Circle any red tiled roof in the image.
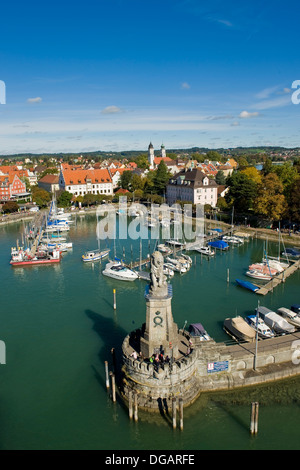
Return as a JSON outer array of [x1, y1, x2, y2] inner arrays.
[[62, 168, 112, 185], [39, 174, 59, 184]]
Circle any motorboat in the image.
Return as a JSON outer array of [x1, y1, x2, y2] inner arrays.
[[262, 258, 289, 272], [45, 223, 70, 233], [102, 261, 138, 281], [157, 244, 172, 255], [222, 236, 243, 245], [179, 253, 193, 264], [245, 269, 272, 281], [245, 315, 274, 339], [164, 260, 187, 273], [223, 316, 256, 343], [195, 246, 215, 256], [282, 248, 300, 258], [188, 323, 211, 341], [165, 239, 185, 248], [10, 247, 61, 266], [41, 242, 73, 252], [166, 256, 188, 271], [163, 264, 174, 277], [174, 255, 191, 269], [256, 306, 296, 334], [82, 249, 110, 262], [277, 307, 300, 328], [291, 304, 300, 314], [248, 263, 278, 276]]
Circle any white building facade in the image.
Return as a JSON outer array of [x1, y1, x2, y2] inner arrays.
[[166, 168, 218, 206]]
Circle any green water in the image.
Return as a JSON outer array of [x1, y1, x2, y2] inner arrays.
[[0, 214, 300, 450]]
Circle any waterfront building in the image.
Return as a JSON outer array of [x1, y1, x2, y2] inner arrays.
[[166, 167, 218, 206], [0, 172, 29, 201], [38, 174, 60, 193], [59, 167, 113, 197]]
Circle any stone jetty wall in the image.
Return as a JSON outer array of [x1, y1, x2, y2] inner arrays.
[[121, 329, 300, 411]]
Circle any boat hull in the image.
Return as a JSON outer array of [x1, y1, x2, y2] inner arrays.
[[10, 258, 60, 266]]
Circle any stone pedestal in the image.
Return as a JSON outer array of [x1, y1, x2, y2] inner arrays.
[[140, 284, 179, 359]]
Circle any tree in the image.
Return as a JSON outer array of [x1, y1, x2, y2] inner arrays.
[[215, 170, 226, 185], [272, 162, 299, 197], [131, 174, 144, 191], [152, 161, 170, 195], [216, 197, 229, 211], [226, 172, 257, 212], [287, 178, 300, 222], [253, 173, 287, 221], [120, 171, 133, 190], [262, 158, 273, 176], [241, 167, 262, 185], [2, 201, 19, 213], [57, 191, 73, 208], [31, 187, 51, 207], [135, 154, 149, 169]]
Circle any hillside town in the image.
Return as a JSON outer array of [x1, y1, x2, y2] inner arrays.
[[0, 143, 300, 230]]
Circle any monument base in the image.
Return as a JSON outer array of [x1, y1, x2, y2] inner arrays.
[[140, 286, 180, 359]]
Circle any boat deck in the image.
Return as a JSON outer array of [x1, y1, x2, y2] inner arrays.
[[256, 259, 300, 295], [223, 330, 300, 359]]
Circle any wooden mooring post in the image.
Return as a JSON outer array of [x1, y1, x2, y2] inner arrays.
[[128, 390, 133, 420], [104, 361, 110, 390], [179, 397, 184, 431], [110, 372, 116, 403], [134, 392, 138, 422], [172, 398, 177, 429], [250, 402, 259, 435]]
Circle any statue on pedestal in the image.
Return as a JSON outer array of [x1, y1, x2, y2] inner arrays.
[[149, 251, 167, 296]]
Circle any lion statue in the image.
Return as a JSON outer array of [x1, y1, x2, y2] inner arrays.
[[150, 251, 167, 294]]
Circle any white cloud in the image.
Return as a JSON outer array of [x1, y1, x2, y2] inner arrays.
[[101, 105, 122, 114], [239, 110, 260, 118], [252, 95, 291, 110], [181, 82, 191, 90], [27, 97, 42, 103]]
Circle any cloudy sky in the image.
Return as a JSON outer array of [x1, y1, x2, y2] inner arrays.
[[0, 0, 299, 154]]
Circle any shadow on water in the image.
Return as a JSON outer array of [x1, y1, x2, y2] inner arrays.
[[85, 308, 129, 400]]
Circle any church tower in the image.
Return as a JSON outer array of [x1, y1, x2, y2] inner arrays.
[[160, 143, 166, 159], [148, 142, 155, 169]]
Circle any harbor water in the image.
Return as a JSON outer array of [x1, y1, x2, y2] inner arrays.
[[0, 214, 300, 450]]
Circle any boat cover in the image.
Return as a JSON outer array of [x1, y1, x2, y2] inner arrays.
[[236, 279, 258, 292], [258, 309, 295, 333], [208, 240, 229, 249], [189, 323, 207, 336], [224, 316, 256, 342]]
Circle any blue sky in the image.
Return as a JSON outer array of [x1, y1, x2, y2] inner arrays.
[[0, 0, 299, 154]]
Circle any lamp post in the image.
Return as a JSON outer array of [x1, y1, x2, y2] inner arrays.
[[253, 301, 260, 370]]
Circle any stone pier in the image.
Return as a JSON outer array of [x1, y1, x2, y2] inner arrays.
[[121, 250, 300, 413]]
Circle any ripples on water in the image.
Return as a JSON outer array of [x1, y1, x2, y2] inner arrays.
[[0, 215, 300, 450]]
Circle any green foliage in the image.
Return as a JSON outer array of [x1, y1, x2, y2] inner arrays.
[[215, 170, 226, 185], [57, 191, 73, 208], [2, 201, 19, 213], [287, 178, 300, 222], [134, 154, 149, 169], [31, 187, 51, 207], [226, 172, 257, 212], [253, 173, 287, 221], [152, 161, 170, 195], [120, 171, 133, 190]]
